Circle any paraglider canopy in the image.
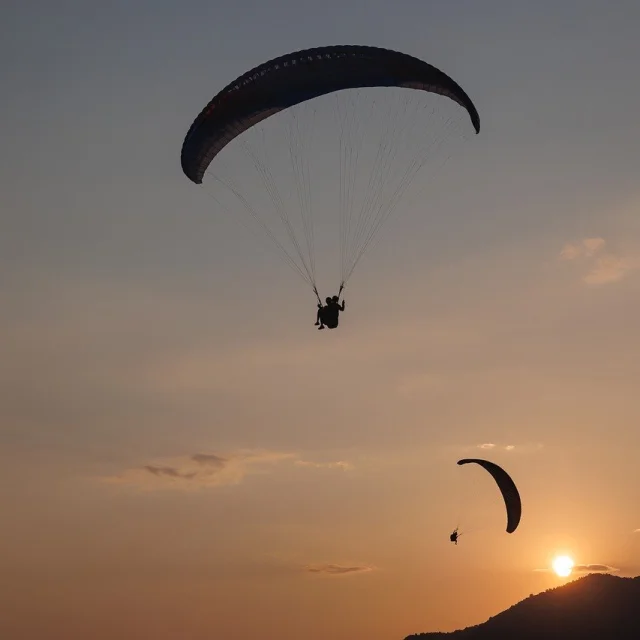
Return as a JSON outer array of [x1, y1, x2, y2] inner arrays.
[[457, 458, 522, 533], [181, 45, 480, 184], [180, 45, 480, 299]]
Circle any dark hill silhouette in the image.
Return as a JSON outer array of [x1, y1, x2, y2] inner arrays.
[[405, 573, 640, 639]]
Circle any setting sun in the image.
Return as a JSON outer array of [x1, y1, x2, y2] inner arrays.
[[552, 555, 575, 577]]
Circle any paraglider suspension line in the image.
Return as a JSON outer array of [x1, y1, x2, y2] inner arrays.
[[313, 282, 345, 305]]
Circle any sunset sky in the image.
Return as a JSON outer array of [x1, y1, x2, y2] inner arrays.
[[2, 1, 640, 639]]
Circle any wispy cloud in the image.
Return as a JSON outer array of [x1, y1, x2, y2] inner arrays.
[[144, 465, 197, 480], [470, 442, 542, 453], [103, 450, 292, 490], [192, 453, 227, 468], [559, 237, 639, 285], [305, 563, 374, 576], [101, 450, 352, 491], [573, 564, 619, 574], [534, 562, 619, 574], [560, 237, 605, 260], [583, 254, 640, 284], [294, 459, 353, 471]]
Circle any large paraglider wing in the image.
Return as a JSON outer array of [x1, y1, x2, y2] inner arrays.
[[181, 45, 480, 185], [457, 458, 522, 533]]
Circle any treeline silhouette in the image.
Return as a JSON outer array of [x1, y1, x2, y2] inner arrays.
[[405, 573, 640, 639]]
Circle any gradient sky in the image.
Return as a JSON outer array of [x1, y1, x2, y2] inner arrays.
[[2, 1, 640, 639]]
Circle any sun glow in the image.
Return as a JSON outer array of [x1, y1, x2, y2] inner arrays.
[[552, 555, 574, 577]]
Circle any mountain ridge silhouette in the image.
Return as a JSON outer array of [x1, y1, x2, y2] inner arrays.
[[404, 573, 640, 639]]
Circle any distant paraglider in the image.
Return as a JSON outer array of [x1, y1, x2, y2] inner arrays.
[[454, 458, 522, 538], [180, 45, 479, 325]]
